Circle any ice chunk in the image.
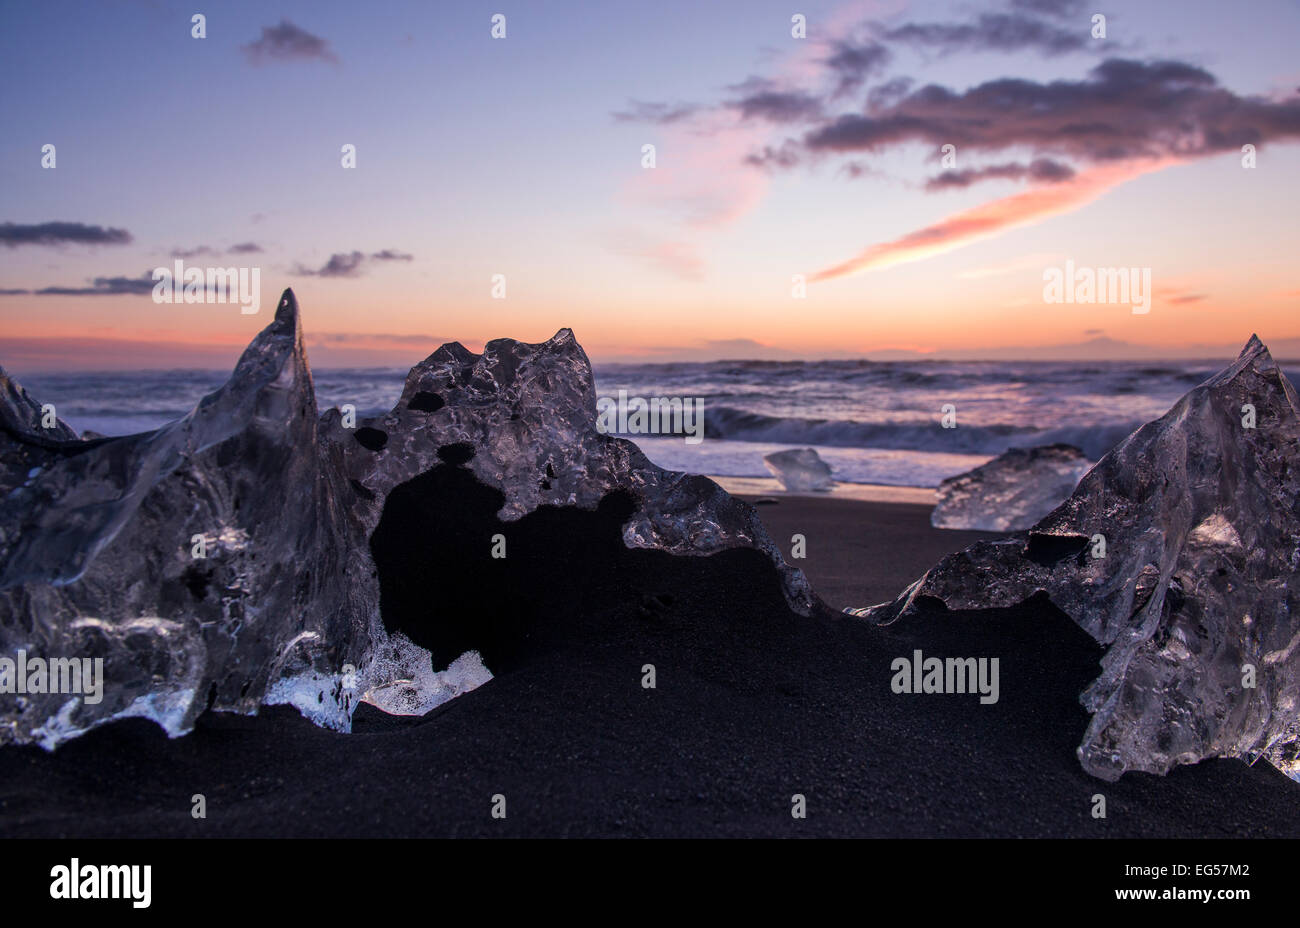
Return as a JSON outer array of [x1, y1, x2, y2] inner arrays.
[[850, 336, 1300, 782], [763, 447, 835, 492], [361, 637, 492, 717], [931, 444, 1091, 532], [0, 288, 814, 749]]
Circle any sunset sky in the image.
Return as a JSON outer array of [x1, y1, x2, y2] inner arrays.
[[1, 0, 1298, 371]]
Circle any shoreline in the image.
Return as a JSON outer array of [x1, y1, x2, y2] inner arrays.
[[711, 475, 936, 505], [2, 491, 1298, 837]]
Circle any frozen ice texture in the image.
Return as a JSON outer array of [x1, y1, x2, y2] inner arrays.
[[356, 640, 492, 717], [850, 337, 1300, 781], [763, 447, 835, 492], [931, 444, 1092, 532], [0, 289, 813, 748]]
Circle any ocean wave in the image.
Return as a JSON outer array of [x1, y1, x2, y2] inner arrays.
[[698, 405, 1141, 459]]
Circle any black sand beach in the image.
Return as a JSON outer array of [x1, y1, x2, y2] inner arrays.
[[2, 494, 1298, 838]]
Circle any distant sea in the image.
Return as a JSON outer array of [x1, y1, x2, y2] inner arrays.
[[21, 358, 1296, 489]]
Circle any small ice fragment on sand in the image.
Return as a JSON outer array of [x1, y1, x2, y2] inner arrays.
[[763, 448, 834, 492], [362, 636, 492, 717]]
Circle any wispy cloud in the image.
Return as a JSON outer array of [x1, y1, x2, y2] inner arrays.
[[878, 13, 1092, 56], [171, 242, 265, 258], [609, 231, 706, 282], [810, 158, 1176, 282], [293, 250, 414, 278], [612, 101, 702, 125], [925, 158, 1075, 191], [0, 222, 131, 248], [611, 0, 1300, 284], [32, 272, 158, 296]]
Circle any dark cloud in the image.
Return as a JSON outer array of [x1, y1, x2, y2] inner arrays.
[[0, 222, 132, 248], [731, 87, 824, 123], [242, 19, 338, 65], [824, 40, 892, 97], [294, 249, 413, 277], [925, 158, 1076, 190], [1009, 0, 1084, 19], [866, 77, 914, 109], [743, 141, 802, 171], [0, 289, 31, 295], [35, 272, 156, 296], [296, 252, 365, 278], [612, 100, 702, 124], [1167, 293, 1207, 304], [799, 59, 1300, 168], [229, 242, 264, 254], [880, 13, 1090, 56]]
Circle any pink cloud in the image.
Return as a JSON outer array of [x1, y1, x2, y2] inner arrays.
[[809, 157, 1179, 282]]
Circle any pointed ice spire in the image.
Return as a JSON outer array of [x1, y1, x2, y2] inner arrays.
[[848, 333, 1300, 781]]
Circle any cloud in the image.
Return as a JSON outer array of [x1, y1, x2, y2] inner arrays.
[[294, 250, 414, 278], [609, 11, 1300, 284], [612, 101, 702, 124], [730, 53, 1300, 280], [242, 20, 338, 65], [823, 39, 892, 97], [610, 232, 705, 282], [0, 222, 132, 248], [34, 272, 158, 296], [172, 242, 265, 258], [1009, 0, 1084, 19], [729, 84, 825, 124], [295, 252, 365, 278], [802, 59, 1300, 164], [879, 13, 1091, 56], [0, 288, 31, 295], [925, 158, 1076, 191], [809, 157, 1176, 282], [1162, 292, 1207, 305]]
